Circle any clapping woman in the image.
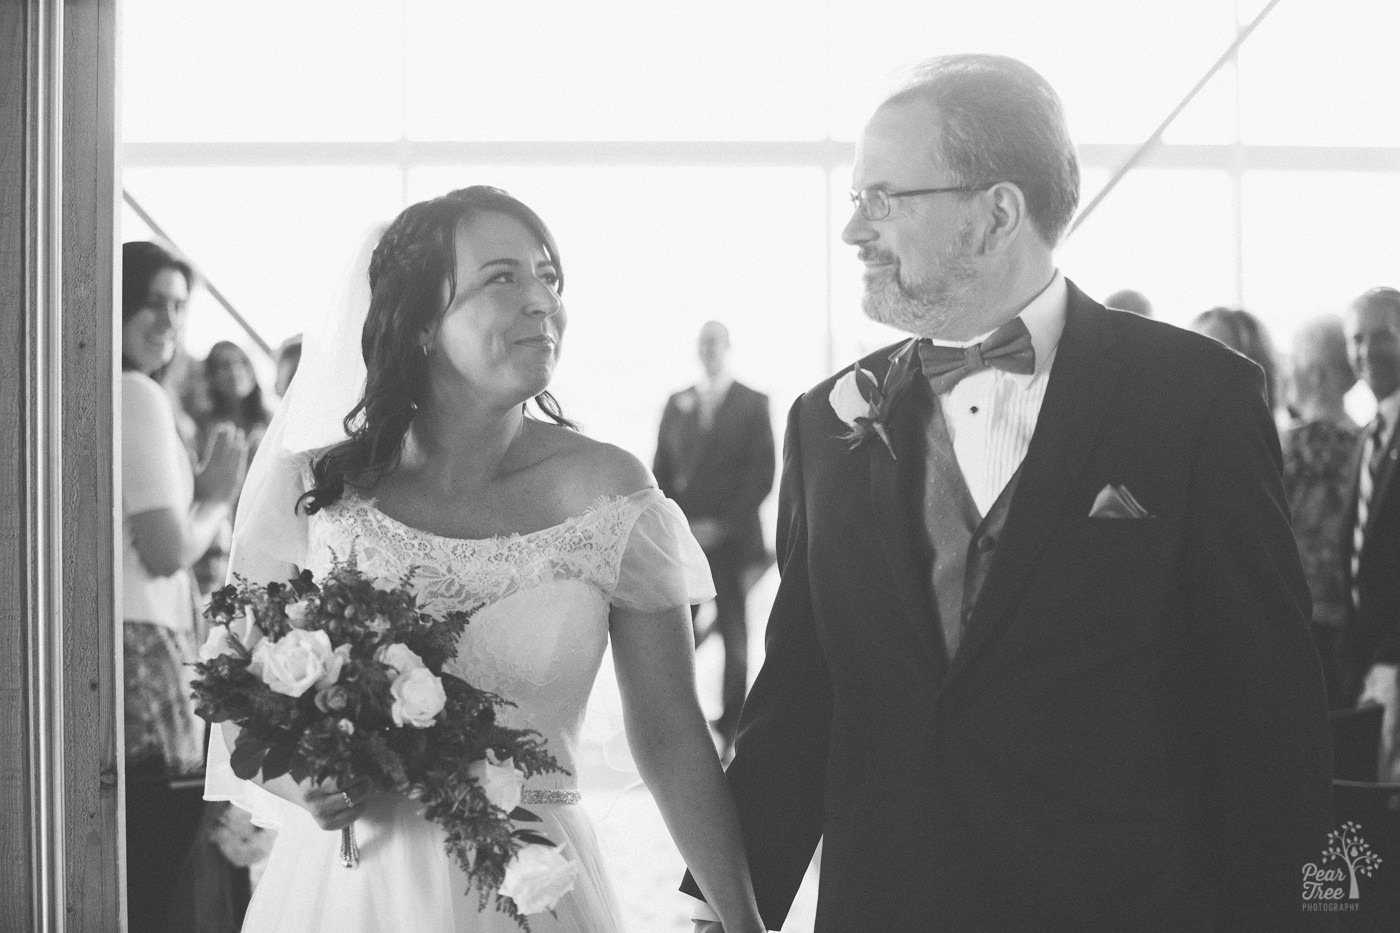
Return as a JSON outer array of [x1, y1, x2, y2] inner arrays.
[[191, 340, 274, 594]]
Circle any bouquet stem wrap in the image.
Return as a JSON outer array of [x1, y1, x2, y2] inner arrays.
[[340, 825, 360, 869]]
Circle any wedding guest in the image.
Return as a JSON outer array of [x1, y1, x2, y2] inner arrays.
[[191, 340, 274, 594], [166, 801, 274, 933], [1191, 306, 1281, 416], [1104, 287, 1152, 317], [121, 241, 246, 932], [686, 54, 1332, 931], [1341, 286, 1400, 785], [199, 341, 273, 451], [654, 321, 776, 756], [1282, 315, 1360, 707]]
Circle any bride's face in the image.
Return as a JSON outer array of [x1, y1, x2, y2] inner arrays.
[[429, 211, 565, 406]]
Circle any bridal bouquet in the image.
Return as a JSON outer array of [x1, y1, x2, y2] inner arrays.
[[192, 555, 577, 927]]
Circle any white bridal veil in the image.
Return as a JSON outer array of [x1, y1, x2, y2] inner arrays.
[[225, 223, 387, 582], [204, 223, 385, 824]]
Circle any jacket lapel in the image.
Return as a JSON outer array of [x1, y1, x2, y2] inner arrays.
[[675, 389, 709, 474], [940, 285, 1122, 689], [1365, 425, 1400, 537], [867, 351, 945, 669]]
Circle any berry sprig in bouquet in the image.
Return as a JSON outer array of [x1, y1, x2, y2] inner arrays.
[[193, 554, 579, 927]]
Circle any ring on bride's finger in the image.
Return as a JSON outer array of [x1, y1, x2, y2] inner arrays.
[[341, 791, 355, 809]]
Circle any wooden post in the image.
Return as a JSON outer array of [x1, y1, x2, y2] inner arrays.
[[1, 0, 121, 930]]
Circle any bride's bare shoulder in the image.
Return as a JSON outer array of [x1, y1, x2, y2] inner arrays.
[[528, 423, 654, 501]]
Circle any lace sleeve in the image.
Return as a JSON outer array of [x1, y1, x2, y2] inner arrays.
[[611, 490, 716, 612]]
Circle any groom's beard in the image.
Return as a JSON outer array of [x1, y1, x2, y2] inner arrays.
[[860, 224, 979, 337]]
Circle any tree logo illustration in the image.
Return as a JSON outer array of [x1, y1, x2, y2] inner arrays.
[[1321, 822, 1383, 900]]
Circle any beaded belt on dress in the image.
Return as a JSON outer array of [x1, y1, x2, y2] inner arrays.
[[521, 789, 581, 806]]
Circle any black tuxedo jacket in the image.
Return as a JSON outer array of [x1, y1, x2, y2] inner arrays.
[[654, 379, 774, 566], [685, 283, 1333, 931], [1340, 413, 1400, 698]]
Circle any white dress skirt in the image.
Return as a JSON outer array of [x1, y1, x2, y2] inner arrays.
[[206, 476, 713, 933]]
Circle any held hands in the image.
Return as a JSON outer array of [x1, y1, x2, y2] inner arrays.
[[194, 421, 248, 505]]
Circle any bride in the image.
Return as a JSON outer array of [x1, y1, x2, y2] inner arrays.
[[205, 186, 765, 933]]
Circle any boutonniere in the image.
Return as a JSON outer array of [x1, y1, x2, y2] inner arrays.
[[828, 339, 920, 459], [675, 392, 697, 414]]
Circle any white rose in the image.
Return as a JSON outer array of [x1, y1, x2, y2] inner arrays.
[[390, 667, 446, 728], [466, 753, 525, 813], [284, 598, 315, 629], [498, 843, 579, 914], [251, 629, 338, 698], [316, 644, 351, 690], [198, 624, 240, 662], [828, 369, 873, 427], [376, 643, 426, 676]]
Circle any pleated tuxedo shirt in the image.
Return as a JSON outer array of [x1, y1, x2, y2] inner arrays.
[[925, 270, 1067, 513]]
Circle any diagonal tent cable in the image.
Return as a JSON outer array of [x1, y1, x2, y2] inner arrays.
[[1066, 0, 1286, 240], [122, 189, 275, 359]]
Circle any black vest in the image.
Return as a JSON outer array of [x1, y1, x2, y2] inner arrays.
[[920, 393, 1023, 660]]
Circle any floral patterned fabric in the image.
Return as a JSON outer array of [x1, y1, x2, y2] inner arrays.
[[1282, 419, 1361, 629], [123, 619, 206, 776]]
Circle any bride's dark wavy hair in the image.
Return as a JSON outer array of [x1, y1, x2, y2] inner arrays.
[[299, 185, 576, 515]]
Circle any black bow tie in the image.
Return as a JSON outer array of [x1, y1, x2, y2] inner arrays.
[[917, 317, 1035, 395]]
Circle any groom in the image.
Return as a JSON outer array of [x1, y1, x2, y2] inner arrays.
[[684, 54, 1334, 930]]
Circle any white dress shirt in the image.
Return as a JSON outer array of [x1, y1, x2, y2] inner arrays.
[[926, 271, 1067, 515]]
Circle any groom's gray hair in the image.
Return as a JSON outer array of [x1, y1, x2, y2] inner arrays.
[[883, 53, 1081, 248]]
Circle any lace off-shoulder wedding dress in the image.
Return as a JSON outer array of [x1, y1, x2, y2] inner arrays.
[[206, 455, 712, 933]]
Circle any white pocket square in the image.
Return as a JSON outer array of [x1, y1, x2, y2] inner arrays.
[[1089, 483, 1154, 519]]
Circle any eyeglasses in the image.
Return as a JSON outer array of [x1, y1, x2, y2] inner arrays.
[[848, 182, 998, 221]]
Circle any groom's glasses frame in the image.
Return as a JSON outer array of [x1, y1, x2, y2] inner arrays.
[[849, 181, 1001, 221]]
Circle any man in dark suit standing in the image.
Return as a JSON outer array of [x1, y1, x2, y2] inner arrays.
[[1342, 286, 1400, 785], [685, 54, 1332, 931], [655, 321, 775, 754]]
